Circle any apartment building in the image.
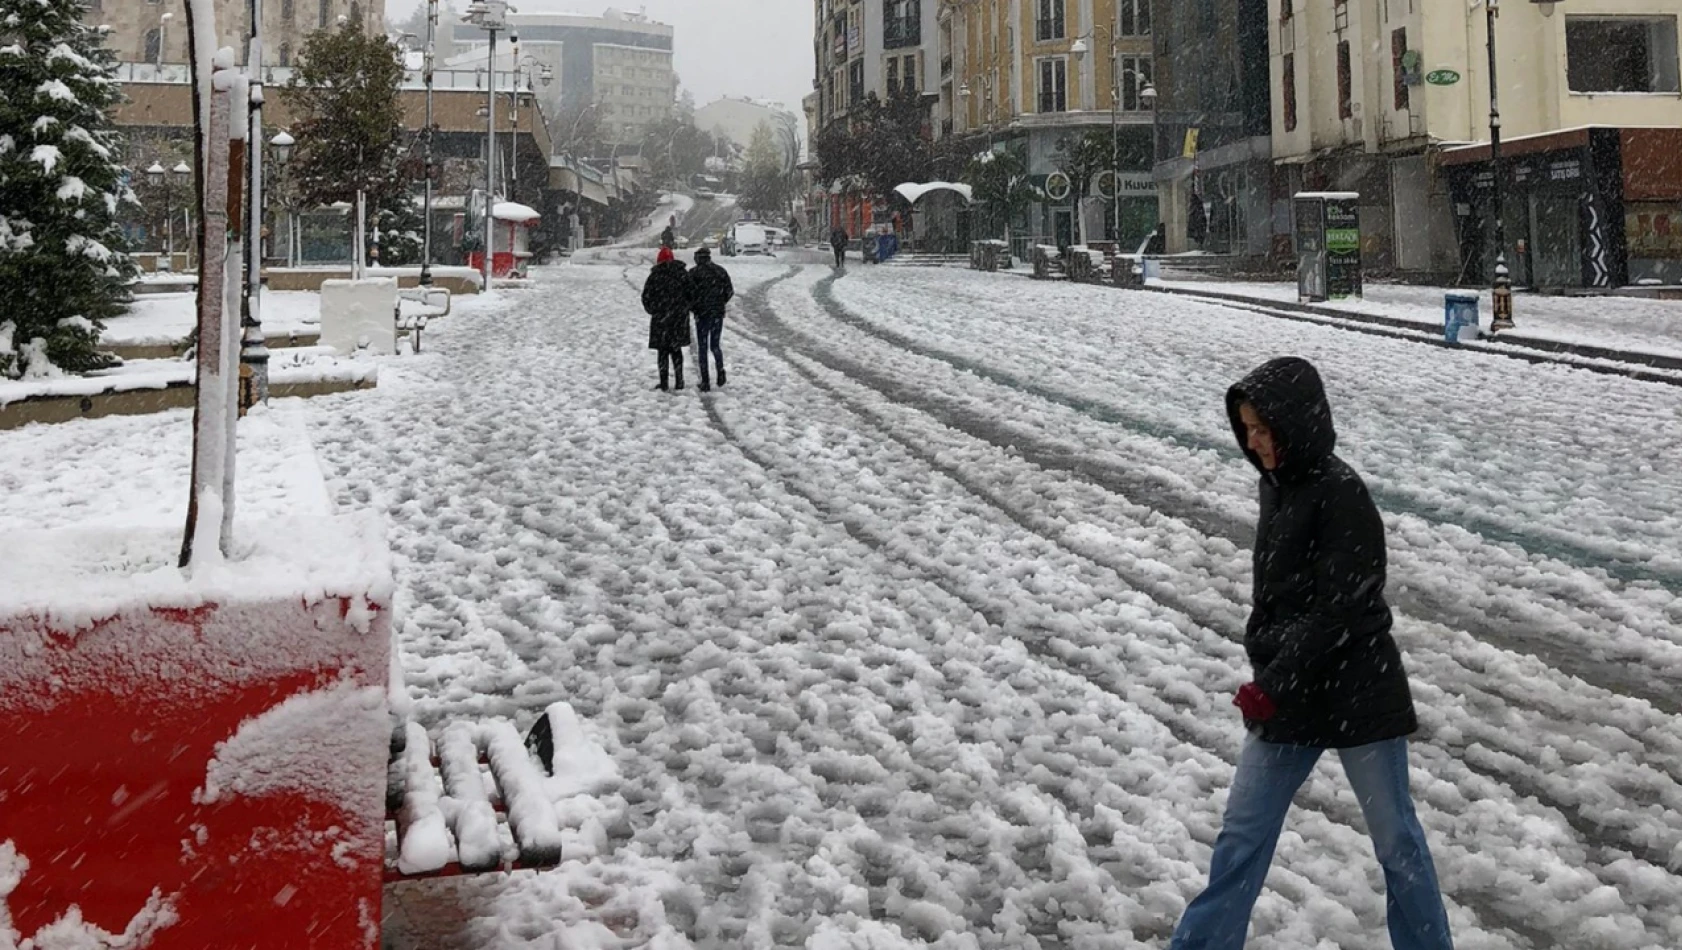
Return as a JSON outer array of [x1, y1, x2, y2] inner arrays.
[[87, 0, 383, 68], [1272, 0, 1682, 286], [444, 8, 676, 147], [814, 0, 940, 129], [940, 0, 1157, 248]]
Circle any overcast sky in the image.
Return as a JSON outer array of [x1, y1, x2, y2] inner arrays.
[[387, 1, 815, 113]]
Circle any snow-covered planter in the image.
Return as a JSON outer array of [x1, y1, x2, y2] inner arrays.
[[0, 514, 395, 949]]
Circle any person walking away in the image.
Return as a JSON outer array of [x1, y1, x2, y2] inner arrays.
[[642, 247, 691, 391], [830, 226, 849, 269], [660, 223, 676, 249], [788, 215, 802, 246], [1169, 356, 1453, 950], [685, 246, 734, 392]]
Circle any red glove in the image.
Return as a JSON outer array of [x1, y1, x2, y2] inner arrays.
[[1233, 682, 1277, 722]]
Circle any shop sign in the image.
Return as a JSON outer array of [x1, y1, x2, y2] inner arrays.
[[1426, 69, 1461, 86], [1627, 204, 1682, 260], [1325, 199, 1364, 300], [1548, 158, 1582, 182], [1096, 171, 1157, 198]]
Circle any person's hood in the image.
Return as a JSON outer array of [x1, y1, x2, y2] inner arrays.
[[1226, 357, 1337, 481]]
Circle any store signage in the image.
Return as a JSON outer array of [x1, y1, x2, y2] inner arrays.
[[1096, 172, 1157, 198], [1325, 198, 1364, 300], [1426, 69, 1461, 86]]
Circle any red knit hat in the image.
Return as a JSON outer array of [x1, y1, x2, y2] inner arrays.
[[657, 247, 675, 264]]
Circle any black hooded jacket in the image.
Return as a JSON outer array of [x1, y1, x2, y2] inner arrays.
[[1227, 357, 1417, 748], [685, 257, 734, 320], [642, 260, 692, 350]]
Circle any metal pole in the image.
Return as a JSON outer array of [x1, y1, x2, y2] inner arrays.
[[421, 0, 437, 285], [483, 27, 497, 292], [242, 0, 268, 408], [1487, 0, 1513, 331], [1111, 53, 1120, 246]]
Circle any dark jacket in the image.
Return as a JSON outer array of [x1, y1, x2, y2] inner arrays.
[[685, 260, 734, 320], [830, 228, 849, 250], [660, 226, 676, 248], [1226, 357, 1417, 748], [642, 260, 692, 350]]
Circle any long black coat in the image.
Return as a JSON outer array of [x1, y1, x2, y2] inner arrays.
[[1226, 357, 1417, 748], [642, 260, 692, 350], [685, 260, 734, 320]]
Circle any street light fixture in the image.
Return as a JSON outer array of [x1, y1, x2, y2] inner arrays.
[[146, 160, 192, 270], [1480, 0, 1515, 331], [462, 0, 510, 292], [269, 131, 295, 267]]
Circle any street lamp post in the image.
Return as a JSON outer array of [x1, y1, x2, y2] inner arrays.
[[1484, 0, 1514, 331], [147, 160, 192, 271], [269, 131, 294, 267], [421, 0, 439, 286], [463, 0, 509, 292]]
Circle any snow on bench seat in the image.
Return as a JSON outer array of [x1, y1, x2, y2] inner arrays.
[[384, 702, 618, 883]]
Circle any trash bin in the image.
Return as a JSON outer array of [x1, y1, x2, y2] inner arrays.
[[1444, 293, 1480, 344]]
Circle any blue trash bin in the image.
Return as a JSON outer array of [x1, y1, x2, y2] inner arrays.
[[1444, 293, 1480, 344]]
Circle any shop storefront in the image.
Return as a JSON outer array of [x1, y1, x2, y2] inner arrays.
[[1441, 127, 1682, 289]]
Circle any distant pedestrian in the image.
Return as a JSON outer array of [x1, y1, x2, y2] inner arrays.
[[830, 226, 849, 269], [1168, 357, 1453, 950], [642, 247, 691, 391], [685, 246, 734, 392], [788, 215, 802, 246], [660, 224, 676, 249]]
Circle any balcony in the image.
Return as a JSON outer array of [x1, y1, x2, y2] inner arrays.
[[884, 16, 921, 50]]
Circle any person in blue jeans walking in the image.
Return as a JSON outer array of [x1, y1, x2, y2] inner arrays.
[[1170, 357, 1455, 950], [684, 247, 734, 392]]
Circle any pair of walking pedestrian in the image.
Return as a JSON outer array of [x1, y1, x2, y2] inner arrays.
[[1169, 356, 1456, 950], [641, 246, 734, 393]]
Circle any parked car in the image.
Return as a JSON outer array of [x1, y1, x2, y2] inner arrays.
[[761, 226, 793, 248], [729, 223, 770, 256], [695, 188, 716, 201]]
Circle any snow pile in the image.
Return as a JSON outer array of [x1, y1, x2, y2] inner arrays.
[[200, 681, 390, 811]]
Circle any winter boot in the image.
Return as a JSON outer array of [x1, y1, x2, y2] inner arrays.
[[674, 362, 685, 391], [717, 366, 726, 387]]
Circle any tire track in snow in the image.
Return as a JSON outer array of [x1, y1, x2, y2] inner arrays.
[[721, 269, 1682, 943], [813, 272, 1682, 591], [768, 269, 1682, 718], [690, 271, 1599, 949]]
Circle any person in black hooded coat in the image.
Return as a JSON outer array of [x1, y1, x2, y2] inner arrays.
[[642, 248, 691, 390], [1168, 357, 1453, 950]]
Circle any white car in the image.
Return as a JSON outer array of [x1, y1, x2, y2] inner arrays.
[[730, 223, 771, 256]]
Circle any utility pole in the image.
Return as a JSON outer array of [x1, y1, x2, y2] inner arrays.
[[421, 0, 438, 286], [1486, 0, 1514, 332], [463, 0, 509, 292], [241, 0, 268, 409]]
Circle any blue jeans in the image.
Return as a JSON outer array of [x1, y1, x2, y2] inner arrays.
[[694, 315, 724, 386], [1170, 737, 1453, 950]]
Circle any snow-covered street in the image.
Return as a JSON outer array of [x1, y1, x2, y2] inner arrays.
[[257, 252, 1682, 949]]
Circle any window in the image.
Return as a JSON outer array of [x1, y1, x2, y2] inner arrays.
[[1117, 56, 1153, 111], [1038, 57, 1067, 112], [1283, 52, 1297, 132], [281, 0, 293, 18], [887, 57, 900, 95], [1392, 29, 1410, 110], [1566, 17, 1680, 93], [318, 0, 330, 28], [884, 0, 921, 50], [278, 42, 291, 66], [144, 28, 161, 63], [1119, 0, 1150, 36], [1337, 40, 1352, 118], [903, 54, 917, 95], [1280, 0, 1292, 22], [349, 0, 359, 22], [849, 59, 865, 107], [1036, 0, 1066, 42]]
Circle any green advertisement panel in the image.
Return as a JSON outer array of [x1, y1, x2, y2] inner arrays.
[[1324, 198, 1363, 300]]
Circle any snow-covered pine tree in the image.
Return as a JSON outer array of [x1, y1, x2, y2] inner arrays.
[[0, 0, 137, 378]]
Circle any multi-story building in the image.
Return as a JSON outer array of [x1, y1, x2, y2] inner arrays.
[[695, 98, 804, 168], [1149, 0, 1274, 259], [87, 0, 383, 69], [443, 8, 675, 148], [813, 0, 940, 235], [1270, 0, 1682, 286], [940, 0, 1157, 250]]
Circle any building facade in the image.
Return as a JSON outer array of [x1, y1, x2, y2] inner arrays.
[[939, 0, 1158, 251], [1270, 0, 1682, 286], [1149, 0, 1274, 259], [443, 8, 675, 148], [87, 0, 384, 68]]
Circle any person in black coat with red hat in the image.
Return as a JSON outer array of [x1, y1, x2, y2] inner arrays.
[[642, 247, 691, 391], [1168, 357, 1453, 950]]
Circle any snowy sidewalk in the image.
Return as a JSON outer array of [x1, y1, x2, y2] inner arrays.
[[1152, 277, 1682, 363]]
